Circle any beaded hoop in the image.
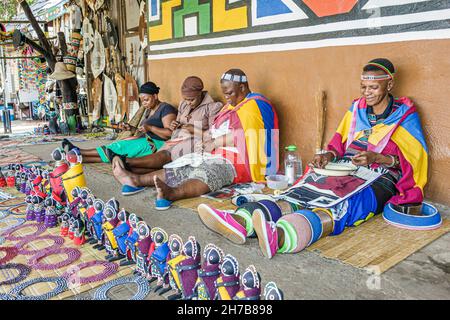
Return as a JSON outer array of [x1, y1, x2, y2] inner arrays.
[[93, 275, 151, 300], [16, 235, 65, 255], [0, 210, 10, 220], [28, 247, 82, 270], [62, 260, 119, 285], [0, 218, 26, 234], [0, 246, 18, 264], [3, 222, 46, 242], [9, 277, 68, 300], [0, 293, 15, 300], [0, 263, 32, 286]]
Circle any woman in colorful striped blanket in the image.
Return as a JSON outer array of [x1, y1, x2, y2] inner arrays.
[[198, 58, 430, 259]]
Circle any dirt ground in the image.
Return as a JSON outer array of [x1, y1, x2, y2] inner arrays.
[[13, 137, 450, 300]]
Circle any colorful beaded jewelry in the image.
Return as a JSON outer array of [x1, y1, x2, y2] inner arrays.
[[16, 235, 65, 255], [0, 246, 18, 264], [0, 263, 32, 286], [3, 222, 46, 242], [93, 275, 151, 300], [28, 247, 81, 270], [62, 260, 119, 285], [9, 276, 68, 300], [0, 218, 26, 234]]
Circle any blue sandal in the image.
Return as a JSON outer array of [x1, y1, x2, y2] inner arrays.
[[155, 198, 172, 211]]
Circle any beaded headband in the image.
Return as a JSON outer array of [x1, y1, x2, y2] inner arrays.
[[221, 73, 248, 83], [150, 227, 168, 243], [362, 62, 395, 80]]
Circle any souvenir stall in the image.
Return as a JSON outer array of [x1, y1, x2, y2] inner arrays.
[[80, 0, 147, 129]]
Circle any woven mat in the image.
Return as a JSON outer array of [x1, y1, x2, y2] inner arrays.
[[175, 193, 450, 274], [0, 190, 133, 300], [307, 215, 450, 273], [0, 149, 42, 167]]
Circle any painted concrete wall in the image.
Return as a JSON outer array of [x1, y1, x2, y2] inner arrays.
[[148, 40, 450, 205]]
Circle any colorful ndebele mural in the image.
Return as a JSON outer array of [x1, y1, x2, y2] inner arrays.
[[147, 0, 450, 59]]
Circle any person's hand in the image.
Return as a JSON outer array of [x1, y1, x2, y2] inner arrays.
[[137, 126, 146, 133], [310, 152, 334, 169], [169, 120, 181, 131], [351, 151, 379, 166], [181, 124, 195, 135]]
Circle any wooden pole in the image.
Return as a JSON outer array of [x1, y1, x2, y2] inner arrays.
[[315, 90, 327, 154]]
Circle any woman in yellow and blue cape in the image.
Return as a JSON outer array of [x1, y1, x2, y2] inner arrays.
[[251, 58, 430, 258]]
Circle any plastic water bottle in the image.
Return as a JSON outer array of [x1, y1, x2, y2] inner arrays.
[[284, 145, 302, 185]]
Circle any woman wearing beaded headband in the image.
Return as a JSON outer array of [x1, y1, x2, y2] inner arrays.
[[250, 58, 429, 258]]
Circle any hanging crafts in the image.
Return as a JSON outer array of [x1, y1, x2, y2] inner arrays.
[[82, 18, 94, 54], [91, 77, 103, 123], [114, 73, 126, 122], [124, 73, 139, 121], [91, 30, 106, 79], [103, 75, 118, 122]]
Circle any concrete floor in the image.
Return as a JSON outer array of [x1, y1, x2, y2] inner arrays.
[[18, 140, 450, 300]]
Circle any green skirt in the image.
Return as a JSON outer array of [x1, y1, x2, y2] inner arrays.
[[96, 137, 165, 163]]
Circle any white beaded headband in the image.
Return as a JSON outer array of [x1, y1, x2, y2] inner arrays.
[[221, 73, 248, 83]]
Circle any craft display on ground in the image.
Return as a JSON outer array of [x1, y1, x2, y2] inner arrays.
[[0, 148, 282, 300]]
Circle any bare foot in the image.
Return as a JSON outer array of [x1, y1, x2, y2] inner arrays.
[[154, 176, 176, 201], [112, 158, 138, 187]]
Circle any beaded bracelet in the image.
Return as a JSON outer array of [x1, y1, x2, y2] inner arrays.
[[62, 260, 119, 285], [0, 218, 26, 234], [0, 293, 15, 300], [93, 275, 151, 300], [9, 276, 68, 300], [28, 247, 82, 270], [0, 263, 32, 286], [3, 222, 46, 242], [16, 235, 65, 255]]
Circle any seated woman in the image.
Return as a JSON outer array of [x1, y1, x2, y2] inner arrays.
[[120, 76, 224, 174], [62, 82, 177, 165], [197, 58, 429, 258], [111, 69, 279, 209]]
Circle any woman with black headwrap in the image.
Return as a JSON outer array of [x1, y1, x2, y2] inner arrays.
[[62, 82, 177, 166]]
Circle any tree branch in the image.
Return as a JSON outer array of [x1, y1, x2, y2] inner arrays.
[[18, 0, 56, 69], [57, 32, 67, 56]]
